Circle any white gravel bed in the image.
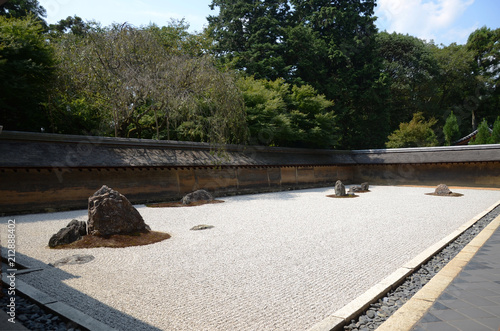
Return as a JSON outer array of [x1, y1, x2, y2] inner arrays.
[[1, 186, 499, 331]]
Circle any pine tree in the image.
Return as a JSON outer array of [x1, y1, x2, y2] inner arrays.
[[469, 119, 490, 145], [443, 111, 460, 145], [489, 117, 500, 144]]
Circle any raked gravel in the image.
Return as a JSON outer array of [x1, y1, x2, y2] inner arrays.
[[1, 185, 499, 331]]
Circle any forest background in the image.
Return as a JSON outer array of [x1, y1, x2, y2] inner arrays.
[[1, 0, 499, 149]]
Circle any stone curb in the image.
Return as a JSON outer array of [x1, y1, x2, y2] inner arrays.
[[376, 212, 500, 331], [1, 272, 117, 331], [307, 199, 500, 331]]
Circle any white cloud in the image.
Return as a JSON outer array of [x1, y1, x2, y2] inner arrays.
[[375, 0, 475, 44]]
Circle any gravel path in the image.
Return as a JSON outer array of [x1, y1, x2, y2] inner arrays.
[[346, 204, 500, 330], [1, 186, 499, 331]]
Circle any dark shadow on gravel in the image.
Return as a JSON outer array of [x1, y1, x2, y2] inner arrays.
[[0, 249, 163, 331]]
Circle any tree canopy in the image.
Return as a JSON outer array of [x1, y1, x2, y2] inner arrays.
[[48, 22, 247, 145], [0, 14, 54, 131], [1, 1, 499, 149], [386, 112, 438, 148], [0, 0, 47, 28], [239, 76, 337, 148]]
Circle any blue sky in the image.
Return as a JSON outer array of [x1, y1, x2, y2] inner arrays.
[[38, 0, 500, 46]]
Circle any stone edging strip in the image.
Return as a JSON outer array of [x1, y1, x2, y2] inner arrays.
[[307, 199, 500, 331], [376, 210, 500, 331], [1, 273, 117, 331]]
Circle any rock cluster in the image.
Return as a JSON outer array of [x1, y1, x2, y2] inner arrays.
[[348, 182, 370, 193], [49, 185, 149, 247], [87, 185, 148, 236], [182, 189, 214, 205]]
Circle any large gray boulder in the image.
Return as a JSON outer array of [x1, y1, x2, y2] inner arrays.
[[49, 219, 87, 248], [87, 185, 147, 236], [181, 189, 214, 205], [334, 180, 346, 196]]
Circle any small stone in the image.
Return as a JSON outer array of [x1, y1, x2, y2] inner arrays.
[[18, 314, 28, 322], [190, 224, 214, 231], [366, 310, 376, 319], [359, 315, 368, 324]]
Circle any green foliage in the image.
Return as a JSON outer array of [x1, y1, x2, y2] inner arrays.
[[490, 117, 500, 144], [0, 14, 54, 131], [443, 111, 460, 145], [295, 0, 389, 149], [377, 32, 440, 129], [208, 0, 290, 80], [0, 0, 47, 29], [466, 27, 500, 128], [48, 15, 90, 36], [209, 0, 389, 149], [49, 23, 247, 144], [2, 2, 498, 151], [386, 112, 438, 148], [148, 19, 212, 57], [432, 43, 476, 138], [469, 119, 491, 145], [238, 76, 337, 148], [467, 27, 500, 78]]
